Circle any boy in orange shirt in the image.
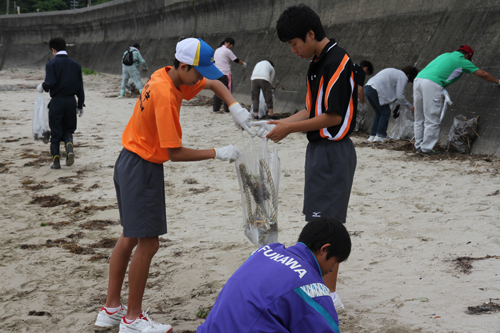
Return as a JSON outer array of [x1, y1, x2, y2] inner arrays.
[[94, 38, 254, 333]]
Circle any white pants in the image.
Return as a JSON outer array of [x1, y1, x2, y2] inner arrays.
[[413, 78, 444, 152]]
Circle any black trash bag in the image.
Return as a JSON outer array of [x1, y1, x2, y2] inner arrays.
[[446, 115, 479, 154]]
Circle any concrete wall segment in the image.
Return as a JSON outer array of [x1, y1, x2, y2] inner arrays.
[[0, 0, 499, 155]]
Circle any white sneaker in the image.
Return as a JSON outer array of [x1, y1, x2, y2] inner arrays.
[[331, 292, 345, 314], [373, 136, 386, 142], [95, 304, 127, 327], [119, 309, 172, 333], [367, 135, 376, 142]]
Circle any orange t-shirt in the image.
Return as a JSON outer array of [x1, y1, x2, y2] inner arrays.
[[122, 66, 207, 164]]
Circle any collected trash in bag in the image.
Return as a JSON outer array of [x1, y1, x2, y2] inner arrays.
[[250, 89, 275, 119], [32, 92, 50, 143], [388, 104, 414, 140], [446, 115, 479, 154], [354, 102, 369, 132], [235, 133, 280, 247], [125, 79, 140, 96]]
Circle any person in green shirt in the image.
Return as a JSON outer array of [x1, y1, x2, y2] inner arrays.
[[413, 45, 500, 154]]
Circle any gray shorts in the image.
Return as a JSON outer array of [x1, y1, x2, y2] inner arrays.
[[303, 138, 356, 223], [114, 148, 167, 238]]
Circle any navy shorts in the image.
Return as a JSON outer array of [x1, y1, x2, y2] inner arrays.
[[114, 148, 167, 238], [303, 138, 357, 223]]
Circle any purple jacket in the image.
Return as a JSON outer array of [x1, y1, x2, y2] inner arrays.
[[197, 242, 340, 333]]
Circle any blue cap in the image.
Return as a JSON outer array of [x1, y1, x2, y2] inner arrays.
[[175, 38, 223, 80]]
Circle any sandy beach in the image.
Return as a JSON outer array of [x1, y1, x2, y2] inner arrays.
[[0, 68, 499, 333]]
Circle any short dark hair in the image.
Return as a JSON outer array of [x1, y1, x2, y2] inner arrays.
[[132, 43, 140, 49], [360, 60, 374, 75], [49, 37, 66, 52], [220, 37, 235, 47], [401, 65, 419, 83], [173, 58, 193, 71], [276, 4, 326, 43], [298, 217, 351, 263]]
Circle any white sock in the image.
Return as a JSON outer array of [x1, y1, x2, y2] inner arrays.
[[330, 291, 338, 300], [105, 305, 122, 313]]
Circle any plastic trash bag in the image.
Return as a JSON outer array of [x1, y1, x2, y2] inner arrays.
[[354, 102, 369, 132], [250, 89, 275, 119], [32, 92, 50, 143], [235, 133, 280, 247], [388, 104, 414, 140], [446, 115, 479, 154]]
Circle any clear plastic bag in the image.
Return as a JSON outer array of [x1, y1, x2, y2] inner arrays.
[[235, 133, 280, 247], [388, 104, 414, 140], [32, 92, 50, 143], [446, 115, 479, 154], [354, 102, 369, 132], [250, 89, 275, 119]]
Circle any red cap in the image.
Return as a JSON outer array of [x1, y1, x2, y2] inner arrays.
[[458, 45, 474, 59]]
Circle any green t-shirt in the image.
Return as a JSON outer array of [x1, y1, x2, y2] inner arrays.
[[416, 51, 478, 87]]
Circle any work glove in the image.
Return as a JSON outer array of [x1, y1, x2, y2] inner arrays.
[[142, 68, 148, 72], [37, 83, 44, 93], [214, 145, 240, 163], [242, 62, 247, 69], [77, 108, 84, 117], [252, 120, 276, 138], [229, 102, 255, 136]]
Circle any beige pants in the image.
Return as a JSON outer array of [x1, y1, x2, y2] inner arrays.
[[413, 78, 444, 152]]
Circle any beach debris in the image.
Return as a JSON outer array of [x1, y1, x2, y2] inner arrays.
[[453, 255, 500, 274], [467, 298, 500, 315], [446, 115, 479, 154], [487, 190, 499, 196], [183, 178, 198, 184], [28, 310, 52, 317], [79, 219, 118, 230], [30, 194, 76, 207], [189, 186, 210, 194]]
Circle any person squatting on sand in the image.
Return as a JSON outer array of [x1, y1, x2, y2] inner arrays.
[[94, 37, 255, 333], [197, 217, 351, 333], [37, 37, 85, 170], [252, 4, 357, 313]]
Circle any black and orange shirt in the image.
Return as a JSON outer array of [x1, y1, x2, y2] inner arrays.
[[305, 39, 357, 142], [122, 66, 206, 164]]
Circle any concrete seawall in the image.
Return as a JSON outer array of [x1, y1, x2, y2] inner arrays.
[[1, 0, 499, 155]]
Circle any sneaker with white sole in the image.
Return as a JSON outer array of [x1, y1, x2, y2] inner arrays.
[[331, 292, 345, 314], [95, 304, 127, 327], [119, 309, 172, 333], [367, 135, 376, 142], [373, 136, 386, 142]]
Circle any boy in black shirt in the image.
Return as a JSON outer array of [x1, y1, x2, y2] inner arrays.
[[254, 4, 357, 313]]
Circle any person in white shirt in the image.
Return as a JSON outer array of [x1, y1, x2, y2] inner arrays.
[[213, 37, 246, 112], [364, 66, 418, 142], [251, 60, 276, 119]]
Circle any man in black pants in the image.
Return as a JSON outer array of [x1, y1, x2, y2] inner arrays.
[[37, 37, 85, 169]]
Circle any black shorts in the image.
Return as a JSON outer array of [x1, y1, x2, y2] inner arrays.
[[303, 138, 356, 223], [114, 148, 167, 238]]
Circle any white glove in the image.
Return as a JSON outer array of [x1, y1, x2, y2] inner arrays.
[[214, 145, 240, 163], [77, 108, 84, 117], [252, 120, 276, 138], [37, 83, 44, 93], [242, 62, 247, 69], [229, 103, 255, 136]]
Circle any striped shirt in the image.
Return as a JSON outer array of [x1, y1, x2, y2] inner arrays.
[[305, 39, 357, 142]]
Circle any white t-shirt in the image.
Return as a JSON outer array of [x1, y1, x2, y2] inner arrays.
[[251, 60, 275, 83], [214, 45, 238, 75]]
